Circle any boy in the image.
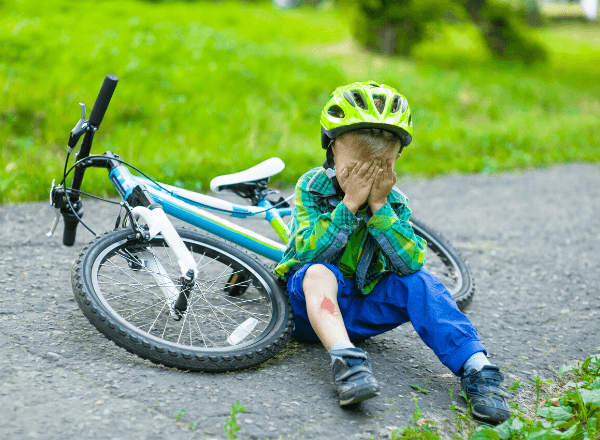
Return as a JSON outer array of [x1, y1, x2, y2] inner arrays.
[[272, 81, 510, 423]]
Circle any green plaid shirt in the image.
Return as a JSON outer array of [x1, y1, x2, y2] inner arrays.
[[272, 166, 427, 295]]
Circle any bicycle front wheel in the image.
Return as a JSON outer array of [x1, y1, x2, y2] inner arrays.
[[411, 218, 475, 310], [72, 227, 294, 372]]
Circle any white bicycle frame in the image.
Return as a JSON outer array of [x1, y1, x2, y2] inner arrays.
[[130, 206, 197, 318]]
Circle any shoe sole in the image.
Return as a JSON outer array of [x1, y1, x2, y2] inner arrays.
[[471, 407, 511, 424], [339, 385, 380, 406]]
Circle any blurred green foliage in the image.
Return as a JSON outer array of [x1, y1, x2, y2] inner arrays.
[[348, 0, 547, 63], [1, 0, 599, 203], [346, 0, 460, 56], [458, 0, 547, 63], [502, 0, 545, 26]]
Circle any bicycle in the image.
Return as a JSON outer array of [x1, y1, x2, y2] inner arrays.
[[47, 74, 475, 373]]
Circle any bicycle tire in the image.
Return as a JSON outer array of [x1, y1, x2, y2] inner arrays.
[[411, 217, 475, 310], [71, 227, 294, 372]]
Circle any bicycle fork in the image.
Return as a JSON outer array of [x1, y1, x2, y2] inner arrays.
[[110, 164, 199, 321], [130, 205, 197, 321]]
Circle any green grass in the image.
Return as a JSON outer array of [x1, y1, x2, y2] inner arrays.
[[372, 353, 600, 440], [471, 354, 600, 440], [223, 400, 245, 439], [1, 0, 599, 203]]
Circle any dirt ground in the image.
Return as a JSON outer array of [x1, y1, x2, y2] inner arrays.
[[1, 163, 599, 439]]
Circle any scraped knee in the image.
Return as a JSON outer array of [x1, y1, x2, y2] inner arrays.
[[302, 263, 339, 298]]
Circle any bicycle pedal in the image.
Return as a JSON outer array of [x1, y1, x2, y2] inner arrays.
[[225, 272, 251, 297]]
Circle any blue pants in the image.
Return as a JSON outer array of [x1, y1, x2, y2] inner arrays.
[[286, 262, 486, 376]]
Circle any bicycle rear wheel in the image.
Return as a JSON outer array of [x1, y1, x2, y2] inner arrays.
[[72, 227, 294, 372], [411, 218, 475, 310]]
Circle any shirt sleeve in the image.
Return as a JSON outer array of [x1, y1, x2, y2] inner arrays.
[[292, 178, 359, 264], [366, 199, 426, 275]]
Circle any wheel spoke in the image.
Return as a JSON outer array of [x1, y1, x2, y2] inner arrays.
[[148, 302, 168, 334], [176, 304, 190, 345], [163, 241, 173, 267], [194, 266, 232, 338], [111, 250, 181, 284], [195, 268, 245, 286], [101, 260, 166, 302], [189, 283, 270, 325], [160, 312, 170, 339], [90, 231, 284, 356], [120, 299, 165, 319], [147, 247, 181, 275], [196, 254, 219, 272], [189, 308, 217, 347], [190, 300, 269, 316], [97, 271, 167, 302]]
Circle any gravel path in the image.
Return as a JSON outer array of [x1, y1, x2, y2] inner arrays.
[[1, 163, 599, 439]]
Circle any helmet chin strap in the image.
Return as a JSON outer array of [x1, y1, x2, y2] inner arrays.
[[323, 144, 346, 198]]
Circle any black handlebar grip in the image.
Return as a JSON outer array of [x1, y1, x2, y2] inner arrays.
[[61, 200, 84, 246], [63, 217, 79, 247], [88, 74, 119, 128]]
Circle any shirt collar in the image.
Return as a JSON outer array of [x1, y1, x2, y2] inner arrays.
[[306, 168, 337, 198]]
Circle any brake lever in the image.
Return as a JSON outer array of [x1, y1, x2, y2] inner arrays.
[[68, 103, 89, 153], [47, 179, 61, 237], [47, 208, 61, 238]]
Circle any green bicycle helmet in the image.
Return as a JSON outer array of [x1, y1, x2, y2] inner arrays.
[[320, 81, 413, 196], [320, 80, 413, 151]]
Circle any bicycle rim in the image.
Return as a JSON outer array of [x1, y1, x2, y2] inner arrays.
[[90, 235, 278, 350]]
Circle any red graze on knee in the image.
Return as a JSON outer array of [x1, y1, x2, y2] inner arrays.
[[320, 297, 335, 314]]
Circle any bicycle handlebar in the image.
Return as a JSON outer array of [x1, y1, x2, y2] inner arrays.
[[88, 74, 119, 128], [58, 74, 118, 246]]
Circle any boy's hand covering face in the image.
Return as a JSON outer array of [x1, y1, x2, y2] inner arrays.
[[337, 159, 379, 209], [367, 158, 397, 207]]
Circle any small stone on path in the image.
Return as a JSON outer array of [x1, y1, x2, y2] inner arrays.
[[43, 352, 60, 362]]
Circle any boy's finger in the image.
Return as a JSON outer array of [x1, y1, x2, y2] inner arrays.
[[375, 168, 384, 186], [349, 161, 361, 176], [371, 162, 381, 178], [357, 160, 375, 177]]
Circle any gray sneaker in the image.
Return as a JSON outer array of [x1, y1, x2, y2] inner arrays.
[[330, 347, 380, 406]]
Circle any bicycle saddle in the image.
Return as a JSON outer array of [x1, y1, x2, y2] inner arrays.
[[210, 157, 285, 194]]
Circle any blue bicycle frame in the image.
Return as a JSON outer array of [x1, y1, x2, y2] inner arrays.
[[109, 164, 293, 263]]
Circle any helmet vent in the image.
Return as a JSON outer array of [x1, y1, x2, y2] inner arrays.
[[408, 114, 412, 126], [391, 95, 401, 114], [327, 105, 345, 119], [401, 97, 408, 113], [343, 91, 356, 107], [372, 94, 386, 114], [351, 91, 368, 110]]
